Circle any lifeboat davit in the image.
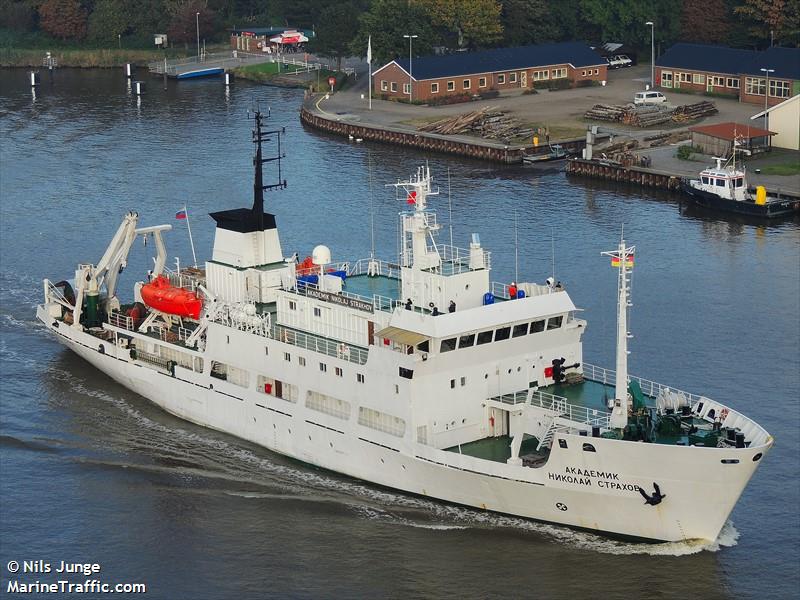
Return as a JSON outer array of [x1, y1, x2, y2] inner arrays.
[[140, 276, 202, 320]]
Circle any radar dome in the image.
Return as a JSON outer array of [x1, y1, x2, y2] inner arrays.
[[312, 245, 331, 265]]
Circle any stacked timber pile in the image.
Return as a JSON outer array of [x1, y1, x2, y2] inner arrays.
[[418, 107, 533, 141], [643, 130, 691, 147], [584, 101, 717, 127]]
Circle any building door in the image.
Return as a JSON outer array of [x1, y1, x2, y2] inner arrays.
[[520, 71, 527, 88], [707, 77, 714, 93]]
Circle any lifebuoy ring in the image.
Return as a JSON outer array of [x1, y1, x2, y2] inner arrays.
[[719, 408, 729, 421], [489, 415, 495, 428]]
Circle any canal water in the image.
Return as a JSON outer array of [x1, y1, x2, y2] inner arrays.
[[1, 68, 798, 599]]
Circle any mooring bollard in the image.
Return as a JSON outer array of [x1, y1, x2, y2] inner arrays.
[[30, 71, 40, 87], [124, 63, 134, 78]]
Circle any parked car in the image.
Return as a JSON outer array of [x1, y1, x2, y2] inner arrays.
[[634, 91, 667, 105], [607, 54, 633, 68]]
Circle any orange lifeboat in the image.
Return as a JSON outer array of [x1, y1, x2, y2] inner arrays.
[[140, 276, 202, 320]]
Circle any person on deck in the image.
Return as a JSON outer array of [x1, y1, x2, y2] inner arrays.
[[405, 298, 413, 310], [508, 281, 518, 299], [448, 300, 456, 313]]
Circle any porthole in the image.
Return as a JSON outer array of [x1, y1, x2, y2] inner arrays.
[[721, 459, 740, 464], [380, 458, 385, 463], [752, 453, 763, 462], [329, 442, 333, 448], [484, 374, 488, 379]]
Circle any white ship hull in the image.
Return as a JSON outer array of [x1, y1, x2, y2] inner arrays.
[[41, 306, 770, 543]]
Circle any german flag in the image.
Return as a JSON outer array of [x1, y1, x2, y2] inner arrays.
[[611, 254, 634, 268]]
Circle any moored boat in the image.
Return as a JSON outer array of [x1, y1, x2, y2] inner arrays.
[[680, 155, 799, 218], [36, 110, 773, 544]]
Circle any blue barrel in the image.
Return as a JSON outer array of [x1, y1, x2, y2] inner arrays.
[[516, 289, 526, 299], [483, 292, 494, 305]]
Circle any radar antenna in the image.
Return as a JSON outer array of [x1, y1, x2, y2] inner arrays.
[[251, 108, 287, 230]]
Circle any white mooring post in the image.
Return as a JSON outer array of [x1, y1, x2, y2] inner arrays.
[[134, 81, 144, 96], [224, 72, 233, 86], [30, 71, 40, 87], [124, 63, 133, 78]]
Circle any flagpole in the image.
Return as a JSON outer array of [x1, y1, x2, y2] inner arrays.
[[367, 35, 372, 110], [184, 205, 198, 267]]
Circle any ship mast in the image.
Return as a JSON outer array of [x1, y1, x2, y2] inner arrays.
[[602, 238, 635, 430], [252, 109, 287, 226]]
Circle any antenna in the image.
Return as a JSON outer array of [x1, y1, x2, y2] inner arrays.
[[447, 167, 454, 248], [368, 149, 376, 259], [514, 204, 519, 283], [251, 108, 287, 230], [551, 227, 556, 282]]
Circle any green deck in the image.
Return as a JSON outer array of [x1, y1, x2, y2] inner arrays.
[[343, 274, 401, 302], [445, 434, 541, 463]]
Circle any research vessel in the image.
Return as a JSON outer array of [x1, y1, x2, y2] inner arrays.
[[37, 111, 772, 543]]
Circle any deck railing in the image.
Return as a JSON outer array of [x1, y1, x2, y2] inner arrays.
[[108, 312, 134, 331], [490, 388, 609, 428], [273, 324, 369, 365], [346, 258, 402, 280], [582, 362, 705, 405]]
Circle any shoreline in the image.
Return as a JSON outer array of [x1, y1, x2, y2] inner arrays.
[[0, 47, 190, 69]]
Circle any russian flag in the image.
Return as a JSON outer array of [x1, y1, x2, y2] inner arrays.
[[175, 209, 187, 220]]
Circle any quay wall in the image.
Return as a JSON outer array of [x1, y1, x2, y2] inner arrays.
[[565, 159, 683, 189]]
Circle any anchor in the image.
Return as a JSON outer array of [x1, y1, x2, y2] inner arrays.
[[638, 482, 666, 506]]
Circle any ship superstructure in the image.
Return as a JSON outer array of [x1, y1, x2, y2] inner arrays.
[[37, 111, 772, 543]]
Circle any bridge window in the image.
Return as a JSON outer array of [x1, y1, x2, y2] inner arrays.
[[512, 323, 528, 337], [582, 443, 596, 452], [476, 330, 493, 345], [494, 326, 511, 341], [547, 316, 563, 330], [459, 333, 475, 348], [558, 439, 568, 449], [417, 340, 429, 353], [701, 176, 710, 185], [399, 367, 414, 379], [440, 338, 457, 353], [530, 320, 545, 333], [716, 179, 726, 187]]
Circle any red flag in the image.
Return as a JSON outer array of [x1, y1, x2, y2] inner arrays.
[[406, 191, 417, 205], [175, 209, 187, 220]]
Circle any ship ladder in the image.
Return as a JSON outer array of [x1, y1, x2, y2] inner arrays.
[[537, 420, 558, 451]]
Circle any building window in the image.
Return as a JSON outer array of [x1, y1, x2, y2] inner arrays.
[[298, 356, 306, 367], [533, 70, 549, 81], [463, 79, 471, 89], [381, 80, 388, 91], [319, 362, 327, 372], [594, 68, 599, 75], [479, 77, 487, 88], [711, 76, 724, 86], [726, 77, 740, 89], [497, 74, 505, 84], [288, 300, 296, 310], [431, 82, 439, 93], [447, 80, 455, 91], [391, 81, 397, 92], [769, 80, 790, 98], [509, 72, 517, 83], [403, 83, 411, 95], [551, 68, 567, 79], [745, 77, 765, 96], [581, 70, 586, 77], [676, 73, 690, 83], [692, 73, 705, 85], [335, 367, 343, 377], [661, 71, 672, 87]]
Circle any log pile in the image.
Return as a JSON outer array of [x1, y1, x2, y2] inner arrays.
[[418, 107, 533, 141], [584, 101, 718, 128]]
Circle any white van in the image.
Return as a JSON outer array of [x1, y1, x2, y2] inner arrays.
[[634, 91, 666, 105]]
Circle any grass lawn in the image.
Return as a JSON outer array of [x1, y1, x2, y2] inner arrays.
[[758, 163, 800, 176]]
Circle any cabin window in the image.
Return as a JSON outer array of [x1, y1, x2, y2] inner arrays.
[[547, 316, 563, 330], [450, 379, 456, 389], [391, 82, 398, 92], [440, 338, 457, 353], [335, 367, 343, 377], [357, 373, 365, 383], [716, 179, 726, 187], [417, 340, 430, 353], [288, 300, 296, 310], [582, 443, 596, 452], [447, 80, 455, 91], [479, 77, 487, 88], [463, 79, 471, 89], [399, 367, 414, 379], [734, 178, 744, 188], [284, 352, 291, 362], [298, 356, 306, 366], [726, 78, 739, 89], [313, 307, 321, 317], [319, 362, 327, 372], [530, 320, 545, 333], [558, 439, 568, 449], [477, 330, 493, 345], [494, 326, 511, 341], [460, 376, 466, 386], [431, 82, 439, 93], [498, 74, 505, 84], [381, 80, 388, 91], [459, 333, 475, 348], [701, 176, 710, 185], [512, 323, 528, 338]]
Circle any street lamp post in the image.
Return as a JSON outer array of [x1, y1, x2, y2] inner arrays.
[[645, 21, 654, 89], [196, 12, 200, 59], [403, 34, 418, 103], [760, 67, 775, 129]]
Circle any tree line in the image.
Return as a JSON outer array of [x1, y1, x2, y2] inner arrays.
[[1, 0, 797, 62]]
